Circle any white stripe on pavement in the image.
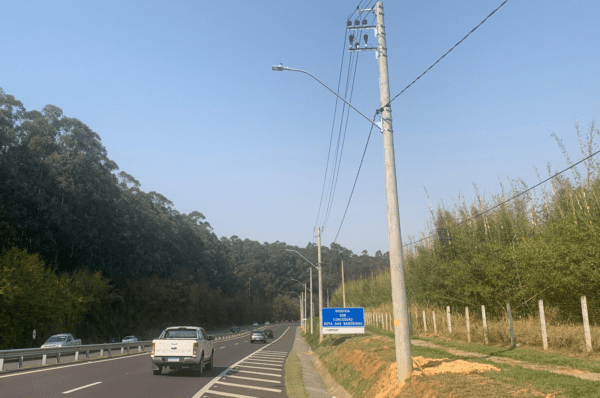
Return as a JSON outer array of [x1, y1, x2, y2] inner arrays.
[[192, 327, 291, 398], [225, 375, 281, 383], [203, 390, 257, 398], [216, 381, 281, 393], [237, 370, 281, 377], [62, 381, 102, 394], [236, 364, 282, 371]]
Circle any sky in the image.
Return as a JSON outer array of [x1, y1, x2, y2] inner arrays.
[[2, 0, 599, 256]]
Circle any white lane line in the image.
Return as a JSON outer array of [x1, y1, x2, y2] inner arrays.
[[192, 327, 291, 398], [225, 375, 281, 383], [0, 352, 149, 379], [216, 381, 281, 393], [62, 381, 102, 394], [234, 343, 239, 345], [236, 370, 281, 377], [236, 364, 281, 371], [203, 391, 256, 398], [242, 361, 282, 367], [219, 347, 226, 349], [247, 358, 283, 363]]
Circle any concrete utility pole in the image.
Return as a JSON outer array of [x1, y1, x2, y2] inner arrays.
[[341, 259, 346, 307], [317, 227, 324, 343], [348, 1, 412, 381], [310, 267, 313, 334], [374, 1, 412, 381]]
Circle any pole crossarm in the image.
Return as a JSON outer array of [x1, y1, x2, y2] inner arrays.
[[272, 65, 381, 131], [286, 249, 318, 269]]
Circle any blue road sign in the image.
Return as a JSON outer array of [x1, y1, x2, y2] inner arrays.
[[322, 307, 365, 334]]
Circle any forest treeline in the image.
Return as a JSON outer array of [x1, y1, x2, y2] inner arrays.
[[0, 88, 389, 349], [330, 122, 600, 324]]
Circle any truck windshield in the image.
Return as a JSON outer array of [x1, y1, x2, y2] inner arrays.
[[162, 330, 198, 339], [46, 336, 67, 342]]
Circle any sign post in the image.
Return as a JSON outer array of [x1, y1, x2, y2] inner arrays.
[[322, 308, 365, 334]]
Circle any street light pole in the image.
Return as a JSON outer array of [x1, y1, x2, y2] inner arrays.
[[317, 227, 324, 343]]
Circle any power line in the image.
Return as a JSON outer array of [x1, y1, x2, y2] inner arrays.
[[333, 111, 380, 243], [322, 50, 361, 229], [382, 0, 508, 110], [314, 28, 350, 232], [404, 148, 600, 248]]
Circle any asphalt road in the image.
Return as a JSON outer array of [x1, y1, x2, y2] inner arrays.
[[0, 324, 298, 398]]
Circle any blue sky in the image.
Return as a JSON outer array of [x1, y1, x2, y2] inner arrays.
[[2, 0, 599, 256]]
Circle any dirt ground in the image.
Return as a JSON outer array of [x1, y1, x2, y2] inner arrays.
[[367, 357, 500, 398]]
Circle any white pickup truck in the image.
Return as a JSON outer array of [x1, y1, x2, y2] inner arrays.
[[41, 333, 82, 348], [151, 326, 215, 376]]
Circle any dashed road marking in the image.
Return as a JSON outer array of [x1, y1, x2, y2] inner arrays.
[[62, 381, 102, 394]]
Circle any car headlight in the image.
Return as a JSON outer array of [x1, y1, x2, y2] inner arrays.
[[193, 342, 198, 356]]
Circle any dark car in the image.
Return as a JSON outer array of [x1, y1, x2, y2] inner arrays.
[[230, 325, 241, 333], [264, 329, 274, 339]]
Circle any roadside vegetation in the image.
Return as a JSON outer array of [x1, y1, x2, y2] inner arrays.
[[284, 350, 309, 398], [303, 326, 600, 397], [0, 88, 389, 349]]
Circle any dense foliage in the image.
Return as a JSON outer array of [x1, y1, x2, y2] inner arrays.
[[0, 89, 386, 348], [331, 122, 600, 324]]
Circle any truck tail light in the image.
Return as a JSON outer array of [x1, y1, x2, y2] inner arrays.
[[151, 342, 155, 355], [193, 342, 198, 356]]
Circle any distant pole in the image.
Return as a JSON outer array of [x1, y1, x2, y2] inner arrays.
[[317, 227, 324, 343], [310, 267, 313, 334], [538, 299, 548, 350], [581, 296, 593, 352], [375, 0, 412, 381], [342, 259, 346, 307], [304, 283, 307, 332], [507, 303, 515, 347]]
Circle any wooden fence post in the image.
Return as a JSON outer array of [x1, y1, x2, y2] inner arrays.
[[422, 310, 427, 332], [432, 310, 437, 334], [581, 296, 593, 352], [465, 306, 471, 343], [446, 306, 452, 333], [507, 302, 516, 347], [538, 299, 548, 350], [482, 305, 488, 345]]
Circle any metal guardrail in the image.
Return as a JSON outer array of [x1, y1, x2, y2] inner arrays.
[[0, 341, 150, 371], [0, 321, 298, 372]]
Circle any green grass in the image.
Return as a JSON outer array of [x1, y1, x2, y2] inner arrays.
[[303, 326, 600, 397], [284, 350, 308, 398], [415, 334, 600, 373]]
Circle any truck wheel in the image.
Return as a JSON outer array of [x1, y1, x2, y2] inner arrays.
[[153, 365, 162, 375], [197, 353, 204, 376], [206, 350, 214, 370]]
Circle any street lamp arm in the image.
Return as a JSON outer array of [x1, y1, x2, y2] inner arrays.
[[272, 65, 380, 130], [286, 249, 318, 269]]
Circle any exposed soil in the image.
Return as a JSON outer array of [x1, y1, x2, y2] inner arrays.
[[367, 357, 500, 398]]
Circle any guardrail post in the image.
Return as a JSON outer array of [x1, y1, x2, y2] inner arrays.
[[100, 348, 104, 357], [127, 346, 130, 354], [0, 358, 4, 371], [107, 348, 111, 357], [85, 350, 89, 360], [138, 345, 142, 353], [57, 353, 61, 363], [42, 354, 47, 365], [19, 356, 24, 369], [121, 347, 124, 355], [75, 351, 79, 361]]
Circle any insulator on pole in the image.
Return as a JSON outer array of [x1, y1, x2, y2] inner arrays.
[[347, 20, 352, 27]]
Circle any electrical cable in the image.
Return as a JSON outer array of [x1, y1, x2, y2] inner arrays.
[[313, 28, 350, 233], [333, 111, 380, 243], [323, 50, 361, 229], [404, 148, 600, 248], [381, 0, 508, 110]]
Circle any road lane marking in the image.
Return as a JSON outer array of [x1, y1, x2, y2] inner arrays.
[[216, 381, 281, 392], [203, 391, 256, 398], [242, 361, 282, 367], [234, 343, 239, 345], [62, 381, 102, 394], [192, 327, 291, 398], [246, 358, 283, 363], [237, 369, 281, 377], [237, 364, 281, 370], [225, 375, 280, 383]]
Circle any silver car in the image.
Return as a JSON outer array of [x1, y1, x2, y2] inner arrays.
[[250, 330, 267, 344], [122, 336, 139, 343]]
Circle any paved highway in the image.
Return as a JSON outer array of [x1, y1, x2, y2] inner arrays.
[[0, 324, 298, 398]]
